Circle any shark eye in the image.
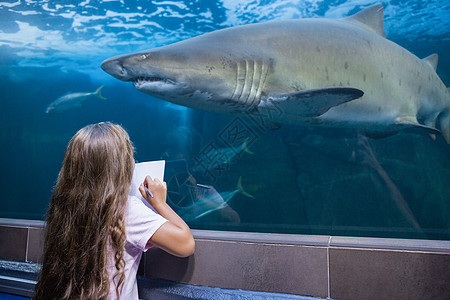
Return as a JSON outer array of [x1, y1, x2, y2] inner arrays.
[[140, 54, 148, 60]]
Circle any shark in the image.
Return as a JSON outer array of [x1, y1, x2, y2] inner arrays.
[[192, 137, 253, 173], [101, 4, 450, 142], [45, 85, 106, 113], [172, 177, 253, 221]]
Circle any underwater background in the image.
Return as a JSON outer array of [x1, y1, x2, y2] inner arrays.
[[0, 0, 449, 240]]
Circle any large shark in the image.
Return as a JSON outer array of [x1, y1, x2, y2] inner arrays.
[[101, 4, 450, 142]]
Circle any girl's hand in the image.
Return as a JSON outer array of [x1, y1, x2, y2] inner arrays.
[[139, 176, 167, 208], [139, 175, 195, 258]]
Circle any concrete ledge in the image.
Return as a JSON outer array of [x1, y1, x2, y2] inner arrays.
[[1, 219, 450, 299], [144, 238, 329, 297], [0, 219, 45, 263], [144, 230, 450, 299], [330, 235, 450, 253], [329, 247, 450, 300], [0, 260, 327, 300], [193, 230, 450, 253], [0, 218, 45, 228], [192, 229, 331, 246]]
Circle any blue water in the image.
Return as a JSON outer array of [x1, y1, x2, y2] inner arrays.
[[0, 1, 449, 240]]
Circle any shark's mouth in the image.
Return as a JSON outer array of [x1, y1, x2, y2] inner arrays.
[[132, 75, 183, 94], [133, 76, 175, 86]]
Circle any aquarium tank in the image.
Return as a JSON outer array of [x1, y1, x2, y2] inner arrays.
[[0, 0, 449, 240]]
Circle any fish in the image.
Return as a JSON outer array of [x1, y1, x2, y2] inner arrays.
[[45, 85, 106, 113], [101, 4, 450, 142], [174, 177, 253, 221], [192, 137, 253, 172]]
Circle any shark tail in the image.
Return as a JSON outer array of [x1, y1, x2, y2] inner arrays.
[[94, 85, 107, 100], [237, 176, 255, 199], [242, 138, 254, 155]]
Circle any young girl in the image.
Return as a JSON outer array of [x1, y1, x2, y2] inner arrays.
[[34, 122, 195, 300]]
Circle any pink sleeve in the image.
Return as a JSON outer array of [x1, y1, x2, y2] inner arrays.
[[125, 196, 168, 252]]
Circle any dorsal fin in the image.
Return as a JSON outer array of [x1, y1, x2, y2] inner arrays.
[[344, 4, 386, 38], [423, 54, 438, 71]]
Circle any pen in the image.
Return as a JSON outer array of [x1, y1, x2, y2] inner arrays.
[[144, 186, 154, 198], [196, 184, 211, 189]]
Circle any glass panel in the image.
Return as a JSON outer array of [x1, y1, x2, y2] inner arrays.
[[0, 1, 449, 240]]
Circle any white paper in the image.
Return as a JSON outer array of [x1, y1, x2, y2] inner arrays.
[[129, 160, 165, 200]]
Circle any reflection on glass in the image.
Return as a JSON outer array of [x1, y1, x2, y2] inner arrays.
[[166, 160, 254, 223]]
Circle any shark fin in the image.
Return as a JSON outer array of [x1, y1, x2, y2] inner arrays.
[[395, 116, 441, 136], [94, 85, 107, 100], [423, 54, 438, 71], [345, 4, 386, 38], [364, 129, 398, 139], [270, 87, 363, 117]]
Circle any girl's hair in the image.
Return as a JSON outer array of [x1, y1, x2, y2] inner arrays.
[[34, 122, 135, 300]]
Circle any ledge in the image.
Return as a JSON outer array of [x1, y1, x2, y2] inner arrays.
[[1, 219, 449, 299], [193, 229, 450, 253], [330, 235, 450, 253], [2, 219, 449, 253], [0, 218, 45, 228], [192, 229, 331, 247]]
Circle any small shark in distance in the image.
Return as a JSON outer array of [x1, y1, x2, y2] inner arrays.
[[45, 85, 106, 113], [174, 177, 253, 222], [192, 137, 253, 173], [101, 4, 450, 142]]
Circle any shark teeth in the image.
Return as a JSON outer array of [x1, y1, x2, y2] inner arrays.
[[133, 76, 178, 91], [135, 76, 161, 82], [133, 76, 173, 85]]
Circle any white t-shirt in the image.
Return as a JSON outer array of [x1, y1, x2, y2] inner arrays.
[[108, 195, 168, 299]]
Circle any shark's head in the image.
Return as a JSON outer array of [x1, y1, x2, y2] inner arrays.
[[101, 40, 247, 113]]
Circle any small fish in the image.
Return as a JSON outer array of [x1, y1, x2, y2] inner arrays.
[[45, 85, 106, 113], [193, 138, 253, 172], [177, 177, 253, 221]]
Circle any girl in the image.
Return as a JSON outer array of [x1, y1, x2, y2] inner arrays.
[[34, 122, 195, 300]]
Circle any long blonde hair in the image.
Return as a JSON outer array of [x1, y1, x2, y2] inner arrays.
[[34, 122, 135, 299]]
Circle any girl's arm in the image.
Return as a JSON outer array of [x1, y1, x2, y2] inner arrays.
[[139, 176, 195, 257]]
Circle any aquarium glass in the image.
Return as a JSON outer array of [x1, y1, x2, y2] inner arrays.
[[1, 0, 449, 240]]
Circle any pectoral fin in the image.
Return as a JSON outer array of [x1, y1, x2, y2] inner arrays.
[[395, 117, 441, 135], [269, 87, 364, 117]]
